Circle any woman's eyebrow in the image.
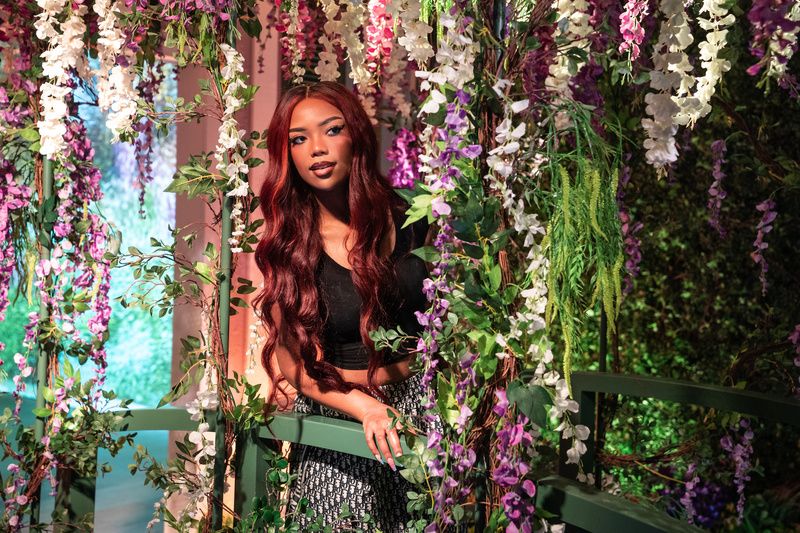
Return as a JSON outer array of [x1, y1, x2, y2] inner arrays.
[[289, 115, 343, 133]]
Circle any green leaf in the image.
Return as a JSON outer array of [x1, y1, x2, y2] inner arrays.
[[42, 387, 55, 403], [32, 407, 51, 418], [18, 127, 40, 142], [410, 246, 440, 262], [507, 382, 551, 428]]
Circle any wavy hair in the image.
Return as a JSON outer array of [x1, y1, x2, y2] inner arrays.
[[255, 81, 403, 406]]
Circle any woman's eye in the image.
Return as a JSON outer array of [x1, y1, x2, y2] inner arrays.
[[327, 125, 344, 135], [290, 136, 304, 146]]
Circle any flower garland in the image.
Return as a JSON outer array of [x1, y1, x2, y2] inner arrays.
[[93, 0, 138, 140], [641, 0, 693, 170], [386, 128, 420, 188], [618, 0, 649, 62], [414, 7, 481, 528], [545, 0, 592, 113], [747, 0, 800, 92], [35, 0, 87, 159], [380, 39, 413, 122], [315, 0, 344, 82], [719, 419, 754, 524], [751, 198, 777, 296], [215, 44, 250, 254], [0, 158, 31, 325], [277, 0, 313, 83], [673, 0, 735, 128], [616, 162, 643, 295], [707, 139, 727, 237], [395, 0, 433, 65]]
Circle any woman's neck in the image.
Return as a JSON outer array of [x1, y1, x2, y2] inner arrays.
[[314, 187, 350, 227]]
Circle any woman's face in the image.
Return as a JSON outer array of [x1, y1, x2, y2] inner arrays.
[[288, 97, 353, 194]]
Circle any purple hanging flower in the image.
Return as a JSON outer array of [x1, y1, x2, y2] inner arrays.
[[751, 199, 777, 295], [618, 0, 649, 61], [719, 419, 754, 524], [386, 128, 421, 189], [617, 162, 643, 294], [0, 157, 32, 324], [707, 140, 728, 237]]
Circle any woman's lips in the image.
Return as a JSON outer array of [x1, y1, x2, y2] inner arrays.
[[311, 162, 335, 177]]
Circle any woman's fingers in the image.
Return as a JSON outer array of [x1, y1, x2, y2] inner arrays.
[[364, 429, 382, 463], [375, 430, 396, 471], [387, 426, 403, 459]]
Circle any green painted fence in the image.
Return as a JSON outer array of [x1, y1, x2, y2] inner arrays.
[[42, 370, 800, 532]]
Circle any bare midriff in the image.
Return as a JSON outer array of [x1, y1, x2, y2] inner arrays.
[[334, 355, 415, 387]]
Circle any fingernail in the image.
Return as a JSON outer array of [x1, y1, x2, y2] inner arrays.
[[374, 454, 383, 464], [389, 461, 396, 472]]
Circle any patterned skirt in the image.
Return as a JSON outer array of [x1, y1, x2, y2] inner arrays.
[[286, 372, 431, 532]]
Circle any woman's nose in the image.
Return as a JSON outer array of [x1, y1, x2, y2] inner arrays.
[[311, 138, 328, 157]]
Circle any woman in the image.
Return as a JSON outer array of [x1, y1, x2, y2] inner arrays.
[[255, 81, 433, 531]]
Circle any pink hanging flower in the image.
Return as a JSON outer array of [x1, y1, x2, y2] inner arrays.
[[618, 0, 649, 61], [364, 0, 394, 80]]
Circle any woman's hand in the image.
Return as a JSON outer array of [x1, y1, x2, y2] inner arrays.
[[361, 401, 403, 471]]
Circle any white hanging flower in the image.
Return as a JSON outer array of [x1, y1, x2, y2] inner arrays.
[[93, 0, 138, 140], [396, 0, 433, 64], [315, 0, 344, 82], [641, 0, 694, 170], [215, 44, 250, 252], [672, 0, 734, 128], [35, 1, 87, 159]]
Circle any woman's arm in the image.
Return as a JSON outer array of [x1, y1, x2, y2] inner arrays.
[[271, 304, 404, 470]]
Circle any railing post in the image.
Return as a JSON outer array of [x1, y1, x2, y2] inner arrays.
[[233, 429, 270, 523], [210, 10, 242, 528], [52, 455, 97, 532], [31, 156, 54, 525]]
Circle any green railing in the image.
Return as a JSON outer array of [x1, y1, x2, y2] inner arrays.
[[43, 370, 800, 532]]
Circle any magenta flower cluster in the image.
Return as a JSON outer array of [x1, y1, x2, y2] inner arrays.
[[751, 198, 777, 295], [747, 0, 800, 95], [276, 0, 317, 80], [492, 390, 537, 533], [0, 157, 32, 326], [618, 0, 649, 61], [707, 139, 728, 237], [386, 128, 421, 189], [719, 419, 754, 524]]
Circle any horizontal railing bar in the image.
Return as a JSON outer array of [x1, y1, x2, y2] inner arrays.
[[536, 475, 702, 533], [572, 372, 800, 426], [113, 409, 410, 462], [262, 412, 412, 461], [113, 408, 214, 432]]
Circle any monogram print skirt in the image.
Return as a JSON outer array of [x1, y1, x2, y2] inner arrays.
[[285, 372, 432, 532]]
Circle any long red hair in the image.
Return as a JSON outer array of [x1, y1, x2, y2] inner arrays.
[[255, 81, 403, 405]]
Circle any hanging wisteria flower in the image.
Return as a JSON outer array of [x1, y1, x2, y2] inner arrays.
[[215, 44, 250, 253], [672, 0, 735, 127], [364, 0, 393, 83], [720, 419, 754, 524], [751, 198, 776, 295], [93, 0, 138, 140], [35, 0, 88, 159], [707, 139, 727, 237], [315, 0, 344, 81], [396, 0, 433, 65], [386, 128, 420, 188], [618, 0, 649, 62], [0, 158, 31, 324], [546, 0, 593, 130], [747, 0, 800, 92], [641, 0, 694, 170]]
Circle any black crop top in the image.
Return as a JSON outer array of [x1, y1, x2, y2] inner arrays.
[[316, 212, 429, 370]]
